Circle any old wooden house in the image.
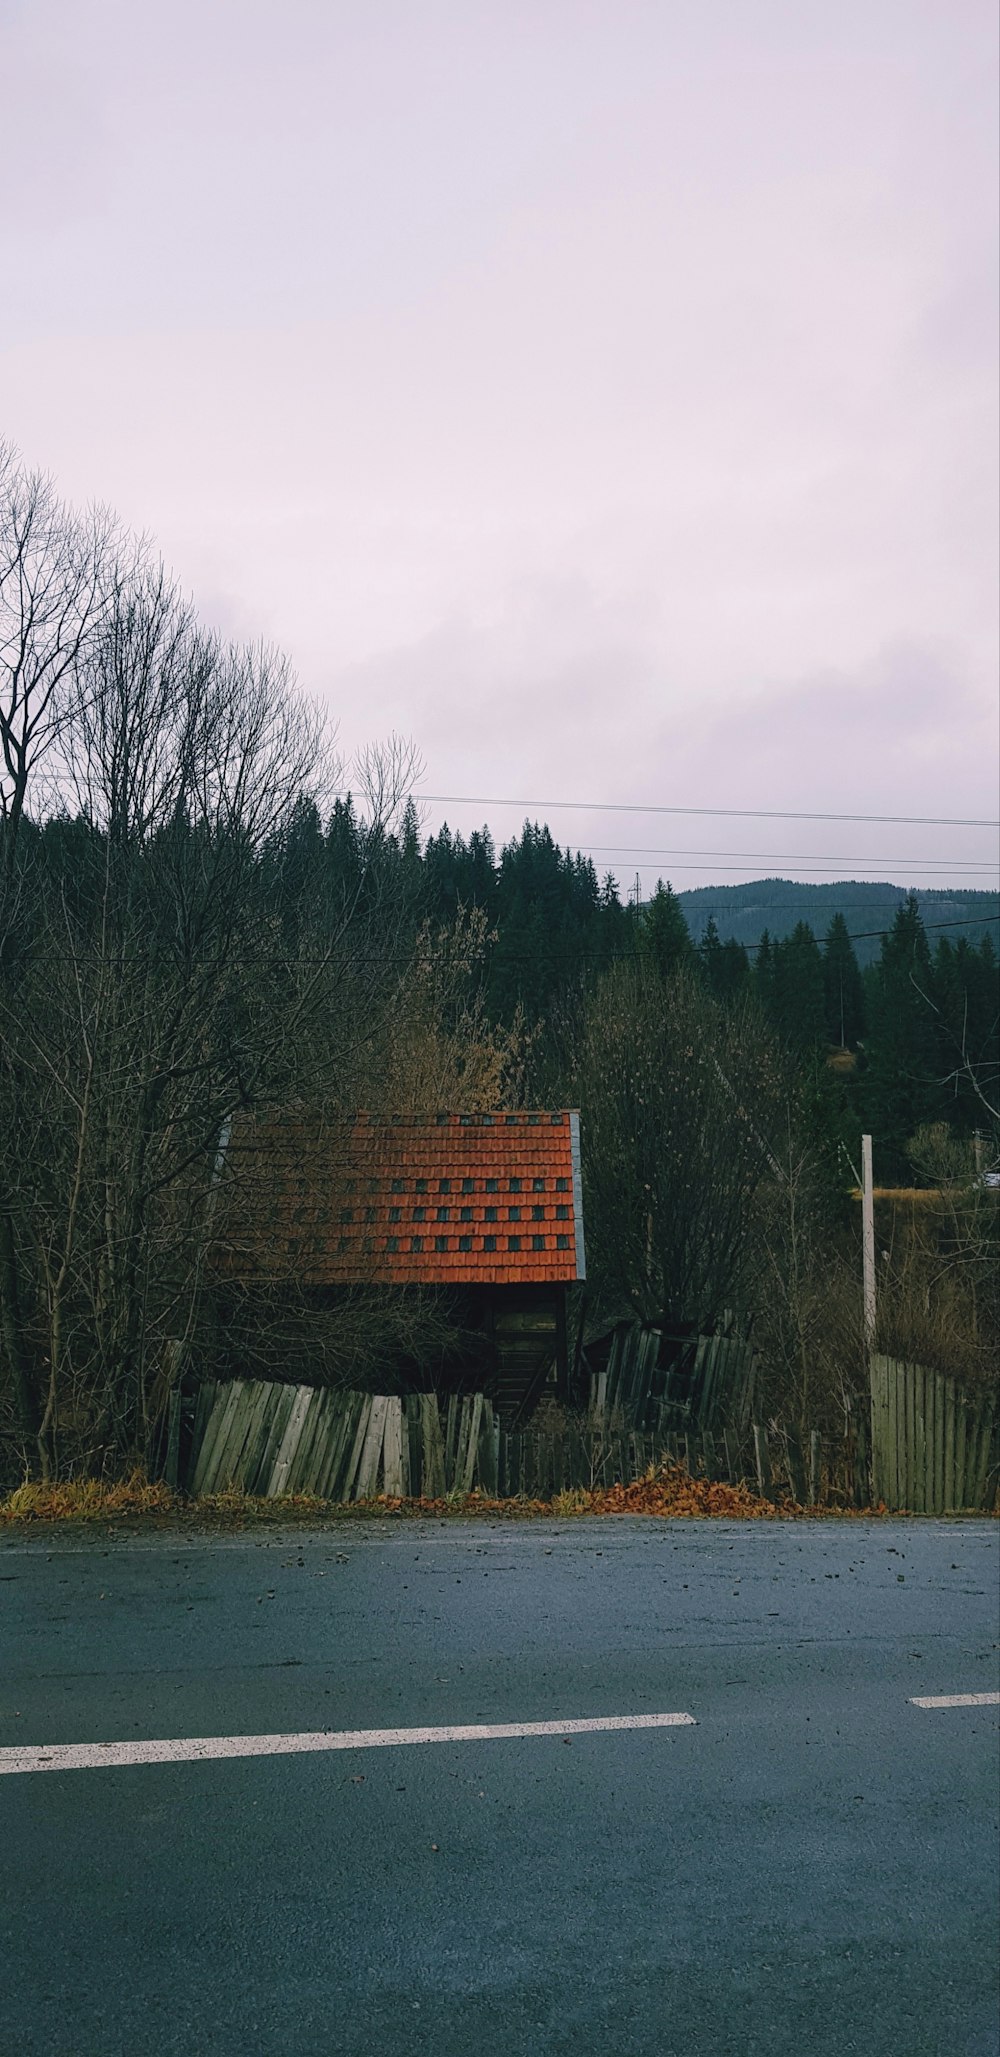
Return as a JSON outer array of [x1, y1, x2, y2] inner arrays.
[[213, 1110, 586, 1423]]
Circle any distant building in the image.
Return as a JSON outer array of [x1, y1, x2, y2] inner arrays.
[[214, 1110, 586, 1422]]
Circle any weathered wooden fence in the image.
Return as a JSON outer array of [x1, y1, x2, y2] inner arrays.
[[869, 1355, 997, 1513], [182, 1361, 997, 1509], [587, 1325, 756, 1435], [185, 1378, 766, 1503]]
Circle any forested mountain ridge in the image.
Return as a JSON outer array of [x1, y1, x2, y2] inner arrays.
[[675, 878, 999, 964]]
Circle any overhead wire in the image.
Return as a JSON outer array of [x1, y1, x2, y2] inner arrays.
[[404, 791, 1000, 830]]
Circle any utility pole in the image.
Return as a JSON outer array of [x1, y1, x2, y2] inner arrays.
[[861, 1133, 876, 1354]]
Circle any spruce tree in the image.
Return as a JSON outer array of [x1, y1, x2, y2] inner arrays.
[[699, 916, 725, 997], [718, 936, 751, 1003], [754, 929, 778, 1024], [642, 879, 694, 978], [823, 912, 865, 1049], [773, 923, 825, 1051], [861, 894, 943, 1173]]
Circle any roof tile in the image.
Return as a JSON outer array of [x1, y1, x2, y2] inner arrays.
[[217, 1111, 584, 1287]]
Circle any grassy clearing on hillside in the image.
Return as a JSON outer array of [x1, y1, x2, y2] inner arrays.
[[0, 1460, 913, 1529]]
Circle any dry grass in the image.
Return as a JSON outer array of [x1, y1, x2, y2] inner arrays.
[[0, 1459, 905, 1528], [0, 1470, 177, 1523]]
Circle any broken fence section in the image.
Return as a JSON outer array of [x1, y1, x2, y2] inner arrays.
[[185, 1379, 796, 1504], [189, 1382, 456, 1503], [185, 1379, 766, 1503], [184, 1358, 997, 1511], [587, 1324, 756, 1437]]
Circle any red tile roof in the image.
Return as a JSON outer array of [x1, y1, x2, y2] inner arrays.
[[217, 1111, 586, 1287]]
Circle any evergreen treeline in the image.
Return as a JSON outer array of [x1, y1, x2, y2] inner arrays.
[[326, 808, 999, 1180]]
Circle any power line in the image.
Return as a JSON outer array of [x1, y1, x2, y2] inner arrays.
[[741, 912, 999, 954], [411, 792, 1000, 830], [600, 861, 999, 877], [33, 911, 997, 968], [576, 844, 999, 870]]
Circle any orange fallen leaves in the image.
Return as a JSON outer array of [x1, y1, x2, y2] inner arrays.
[[1, 1459, 897, 1526]]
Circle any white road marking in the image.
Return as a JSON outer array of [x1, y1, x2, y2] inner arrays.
[[909, 1693, 1000, 1709], [0, 1710, 696, 1776]]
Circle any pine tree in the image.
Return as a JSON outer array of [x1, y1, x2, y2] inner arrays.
[[699, 916, 724, 997], [861, 894, 943, 1173], [642, 879, 694, 978], [773, 923, 825, 1051], [718, 936, 751, 1003], [754, 929, 778, 1024], [823, 913, 865, 1049]]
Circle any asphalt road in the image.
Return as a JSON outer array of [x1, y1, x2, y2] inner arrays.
[[2, 1516, 998, 2057]]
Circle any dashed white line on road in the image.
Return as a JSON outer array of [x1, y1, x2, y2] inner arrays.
[[909, 1693, 1000, 1709], [0, 1710, 696, 1775]]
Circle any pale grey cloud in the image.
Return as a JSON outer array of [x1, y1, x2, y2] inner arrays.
[[1, 0, 996, 888]]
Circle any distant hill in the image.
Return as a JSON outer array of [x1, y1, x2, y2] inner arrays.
[[675, 879, 1000, 967]]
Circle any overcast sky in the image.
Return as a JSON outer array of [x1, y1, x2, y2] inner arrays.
[[2, 0, 997, 894]]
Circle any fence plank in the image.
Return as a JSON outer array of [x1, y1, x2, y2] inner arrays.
[[970, 1411, 992, 1510], [921, 1364, 935, 1514], [404, 1395, 422, 1498], [251, 1382, 291, 1493], [314, 1392, 346, 1501], [232, 1383, 270, 1489], [191, 1382, 241, 1496], [925, 1362, 937, 1514], [354, 1396, 388, 1500], [888, 1356, 901, 1508], [752, 1424, 772, 1499], [340, 1396, 373, 1502], [307, 1391, 345, 1495], [459, 1394, 483, 1495], [869, 1358, 884, 1505], [245, 1383, 292, 1496], [932, 1372, 945, 1515], [266, 1387, 311, 1496], [210, 1381, 259, 1493], [219, 1382, 264, 1490], [475, 1401, 497, 1496], [190, 1380, 217, 1469], [236, 1382, 279, 1491], [191, 1385, 231, 1495], [444, 1396, 460, 1491], [904, 1362, 916, 1512], [420, 1396, 446, 1500], [382, 1398, 404, 1498], [895, 1359, 907, 1509], [285, 1389, 327, 1495], [806, 1431, 823, 1513], [313, 1392, 353, 1501], [850, 1419, 864, 1508], [954, 1395, 968, 1509], [785, 1426, 806, 1505], [943, 1378, 956, 1511]]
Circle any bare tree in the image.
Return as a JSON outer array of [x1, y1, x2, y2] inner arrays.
[[750, 1104, 863, 1436], [0, 443, 120, 876], [0, 509, 447, 1478], [0, 447, 121, 1455], [572, 961, 785, 1333]]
